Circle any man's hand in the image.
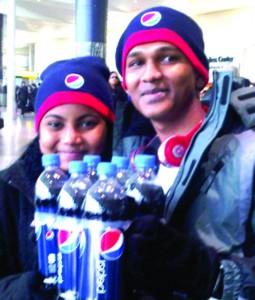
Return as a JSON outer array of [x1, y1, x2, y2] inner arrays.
[[125, 215, 220, 299]]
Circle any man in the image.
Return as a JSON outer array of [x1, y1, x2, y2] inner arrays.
[[115, 6, 255, 300], [17, 80, 29, 116]]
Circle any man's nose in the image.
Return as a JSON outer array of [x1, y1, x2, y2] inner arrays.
[[141, 61, 163, 82]]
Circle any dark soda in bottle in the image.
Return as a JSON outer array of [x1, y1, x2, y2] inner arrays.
[[34, 153, 69, 290], [57, 160, 94, 300], [125, 154, 165, 218], [79, 162, 135, 300]]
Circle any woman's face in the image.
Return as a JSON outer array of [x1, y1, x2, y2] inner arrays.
[[109, 72, 120, 88], [39, 103, 108, 171]]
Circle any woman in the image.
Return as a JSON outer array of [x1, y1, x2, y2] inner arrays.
[[0, 56, 115, 299], [108, 71, 128, 108], [109, 71, 155, 156], [108, 71, 129, 155]]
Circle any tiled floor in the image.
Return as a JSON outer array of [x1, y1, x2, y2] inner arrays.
[[0, 108, 36, 171]]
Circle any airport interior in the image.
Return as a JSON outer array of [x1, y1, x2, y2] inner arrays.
[[1, 0, 255, 170]]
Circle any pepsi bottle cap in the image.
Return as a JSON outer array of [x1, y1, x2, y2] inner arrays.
[[41, 153, 60, 167], [111, 156, 130, 169], [97, 162, 117, 177], [83, 154, 101, 167], [68, 161, 88, 174], [135, 154, 156, 169]]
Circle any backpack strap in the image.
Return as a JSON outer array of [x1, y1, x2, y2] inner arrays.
[[165, 70, 233, 221], [231, 86, 255, 128]]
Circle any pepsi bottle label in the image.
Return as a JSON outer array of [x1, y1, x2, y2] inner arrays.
[[34, 211, 56, 227], [34, 208, 58, 282], [125, 182, 143, 204], [79, 220, 127, 300], [35, 221, 58, 282], [126, 181, 165, 217], [56, 216, 84, 296]]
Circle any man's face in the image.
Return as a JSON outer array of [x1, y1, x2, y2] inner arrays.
[[125, 41, 202, 124]]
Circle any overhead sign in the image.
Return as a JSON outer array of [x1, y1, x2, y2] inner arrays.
[[208, 56, 235, 82], [16, 70, 39, 79]]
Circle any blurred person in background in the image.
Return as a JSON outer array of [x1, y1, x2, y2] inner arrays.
[[108, 71, 129, 155], [17, 80, 29, 117]]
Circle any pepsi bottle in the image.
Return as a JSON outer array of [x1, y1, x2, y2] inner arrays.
[[83, 154, 101, 183], [125, 154, 165, 218], [79, 162, 136, 300], [57, 161, 94, 300], [34, 153, 69, 290], [111, 155, 132, 187]]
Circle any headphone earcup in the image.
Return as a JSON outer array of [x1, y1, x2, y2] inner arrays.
[[158, 135, 189, 167]]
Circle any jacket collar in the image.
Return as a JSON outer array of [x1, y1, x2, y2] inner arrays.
[[0, 136, 43, 204]]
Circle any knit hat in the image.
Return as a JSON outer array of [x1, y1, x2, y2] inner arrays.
[[34, 56, 115, 132], [115, 6, 209, 89]]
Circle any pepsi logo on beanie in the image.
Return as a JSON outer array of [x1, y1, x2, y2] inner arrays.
[[34, 56, 115, 132], [115, 6, 209, 89]]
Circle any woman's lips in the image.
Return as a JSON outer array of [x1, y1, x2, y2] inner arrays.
[[59, 152, 85, 161]]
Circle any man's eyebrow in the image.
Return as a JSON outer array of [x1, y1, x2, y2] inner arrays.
[[157, 46, 178, 52], [127, 46, 178, 59], [126, 51, 141, 59]]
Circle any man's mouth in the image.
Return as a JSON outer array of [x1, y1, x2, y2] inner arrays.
[[141, 87, 169, 96]]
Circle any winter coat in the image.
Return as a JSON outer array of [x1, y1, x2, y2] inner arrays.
[[111, 86, 129, 155], [139, 71, 255, 299], [0, 134, 114, 299], [0, 136, 46, 299]]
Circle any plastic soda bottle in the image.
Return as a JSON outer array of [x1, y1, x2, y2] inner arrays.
[[79, 162, 136, 300], [83, 154, 101, 183], [125, 154, 165, 218], [57, 160, 94, 300], [34, 153, 69, 290], [111, 155, 132, 187]]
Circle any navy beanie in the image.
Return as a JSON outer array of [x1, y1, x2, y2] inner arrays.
[[35, 56, 115, 132], [115, 6, 209, 89]]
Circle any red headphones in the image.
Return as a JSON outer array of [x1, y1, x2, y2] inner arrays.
[[157, 120, 203, 167]]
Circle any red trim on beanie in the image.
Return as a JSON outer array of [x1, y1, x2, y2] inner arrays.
[[35, 91, 115, 132], [121, 28, 209, 89]]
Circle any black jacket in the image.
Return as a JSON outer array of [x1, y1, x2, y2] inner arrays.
[[0, 132, 114, 299], [0, 137, 46, 299], [132, 72, 255, 299]]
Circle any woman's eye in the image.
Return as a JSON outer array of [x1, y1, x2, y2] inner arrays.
[[47, 121, 63, 129], [79, 119, 97, 128]]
